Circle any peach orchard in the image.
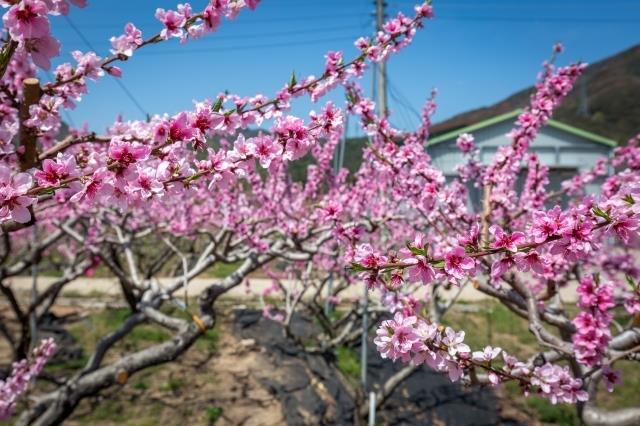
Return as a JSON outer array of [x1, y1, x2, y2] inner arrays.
[[0, 1, 639, 425]]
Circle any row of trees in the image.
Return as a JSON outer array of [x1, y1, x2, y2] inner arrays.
[[0, 0, 638, 425]]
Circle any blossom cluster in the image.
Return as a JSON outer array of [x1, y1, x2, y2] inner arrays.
[[0, 338, 57, 420], [483, 60, 586, 209], [340, 41, 640, 406], [380, 289, 422, 316], [0, 1, 436, 228], [455, 133, 483, 183], [374, 312, 588, 404], [0, 165, 34, 223], [572, 276, 614, 367], [2, 0, 83, 70]]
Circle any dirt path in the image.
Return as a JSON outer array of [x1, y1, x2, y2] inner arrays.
[[5, 276, 580, 303], [7, 303, 538, 425], [62, 310, 286, 426]]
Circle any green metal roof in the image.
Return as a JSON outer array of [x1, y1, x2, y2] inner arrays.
[[427, 108, 617, 147]]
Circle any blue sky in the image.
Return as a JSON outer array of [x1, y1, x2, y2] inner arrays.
[[45, 0, 640, 135]]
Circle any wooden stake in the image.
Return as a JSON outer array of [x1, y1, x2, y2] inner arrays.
[[18, 77, 41, 171]]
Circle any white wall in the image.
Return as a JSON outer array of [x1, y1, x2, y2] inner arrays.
[[428, 120, 611, 176], [428, 120, 613, 210]]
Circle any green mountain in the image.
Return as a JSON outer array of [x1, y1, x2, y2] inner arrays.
[[431, 44, 640, 145]]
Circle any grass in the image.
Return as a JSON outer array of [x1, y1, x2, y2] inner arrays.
[[73, 398, 164, 425], [62, 306, 220, 371], [129, 365, 162, 393], [44, 354, 88, 373], [75, 399, 128, 423], [335, 345, 360, 383], [195, 326, 220, 352], [32, 305, 226, 426], [67, 307, 171, 354], [206, 261, 243, 278], [205, 406, 223, 425], [441, 301, 538, 357], [160, 377, 184, 393], [525, 396, 580, 425], [326, 307, 343, 323], [597, 360, 640, 410], [133, 380, 149, 391]]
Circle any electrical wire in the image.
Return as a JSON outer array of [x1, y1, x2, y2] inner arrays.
[[135, 34, 363, 56], [45, 70, 76, 128], [436, 15, 640, 24], [59, 12, 371, 30], [388, 86, 413, 129], [56, 24, 363, 47], [387, 76, 422, 129], [63, 15, 149, 117]]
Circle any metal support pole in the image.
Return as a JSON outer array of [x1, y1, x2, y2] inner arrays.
[[338, 114, 348, 170], [361, 282, 369, 392], [324, 273, 333, 316], [29, 224, 39, 349], [368, 391, 376, 426]]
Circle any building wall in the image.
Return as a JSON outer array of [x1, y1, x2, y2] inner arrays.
[[428, 120, 611, 174], [427, 120, 613, 209]]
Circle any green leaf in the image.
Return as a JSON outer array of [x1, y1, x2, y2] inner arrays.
[[345, 92, 353, 104], [623, 194, 635, 205], [431, 260, 445, 269], [289, 70, 297, 88], [591, 206, 611, 221], [38, 187, 56, 195], [211, 97, 223, 112], [184, 174, 198, 184], [625, 274, 637, 289], [406, 243, 425, 256], [349, 262, 369, 272]]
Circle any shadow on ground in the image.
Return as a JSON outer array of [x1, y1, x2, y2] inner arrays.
[[234, 309, 525, 426]]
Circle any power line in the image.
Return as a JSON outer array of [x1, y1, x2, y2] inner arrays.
[[436, 15, 640, 23], [180, 23, 358, 41], [383, 1, 640, 23], [45, 70, 76, 127], [394, 0, 640, 6], [135, 35, 363, 56], [63, 15, 148, 117], [55, 11, 639, 37], [387, 76, 421, 124], [57, 12, 371, 30], [388, 91, 416, 129], [56, 24, 362, 47]]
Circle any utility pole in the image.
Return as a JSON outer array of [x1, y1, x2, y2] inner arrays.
[[375, 0, 388, 117]]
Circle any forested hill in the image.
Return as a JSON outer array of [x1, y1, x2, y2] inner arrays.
[[430, 44, 640, 145]]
